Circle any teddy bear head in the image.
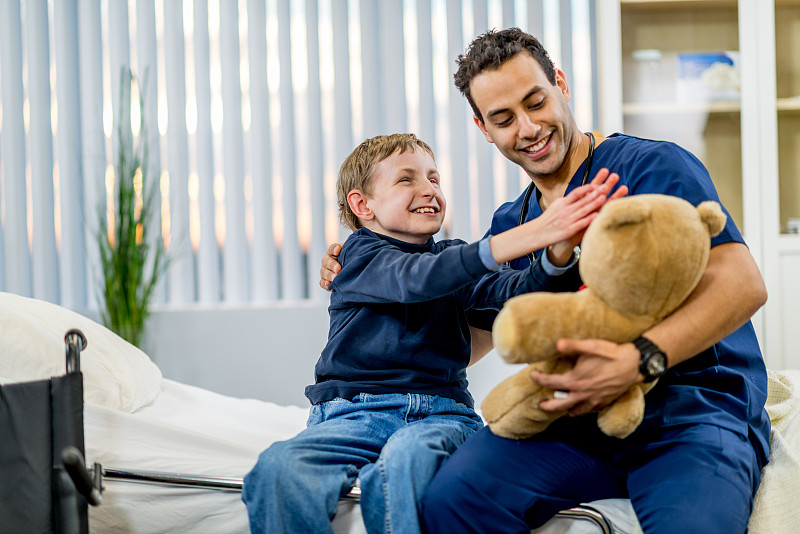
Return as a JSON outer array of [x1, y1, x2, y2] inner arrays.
[[482, 194, 728, 440], [579, 194, 726, 321]]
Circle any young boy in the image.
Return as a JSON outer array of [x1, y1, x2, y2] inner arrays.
[[242, 133, 622, 534]]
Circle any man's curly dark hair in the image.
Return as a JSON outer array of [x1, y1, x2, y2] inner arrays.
[[454, 28, 556, 123]]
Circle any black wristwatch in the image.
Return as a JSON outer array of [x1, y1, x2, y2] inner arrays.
[[633, 337, 667, 383]]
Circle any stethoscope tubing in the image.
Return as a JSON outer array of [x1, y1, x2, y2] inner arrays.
[[516, 132, 595, 265]]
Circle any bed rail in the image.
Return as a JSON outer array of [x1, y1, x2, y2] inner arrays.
[[96, 468, 609, 531], [97, 467, 364, 500], [556, 506, 614, 534], [99, 468, 244, 492]]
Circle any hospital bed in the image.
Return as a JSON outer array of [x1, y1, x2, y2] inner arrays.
[[0, 291, 796, 533]]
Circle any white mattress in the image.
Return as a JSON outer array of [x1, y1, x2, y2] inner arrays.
[[84, 378, 641, 534], [85, 378, 308, 533]]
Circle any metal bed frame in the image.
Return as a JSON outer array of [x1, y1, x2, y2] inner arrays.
[[51, 329, 615, 534], [96, 451, 613, 534]]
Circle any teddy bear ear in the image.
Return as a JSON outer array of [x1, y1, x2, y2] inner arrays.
[[601, 196, 651, 229], [696, 200, 727, 238]]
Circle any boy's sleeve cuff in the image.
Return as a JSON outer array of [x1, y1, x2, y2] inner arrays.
[[478, 238, 502, 271], [541, 246, 580, 275]]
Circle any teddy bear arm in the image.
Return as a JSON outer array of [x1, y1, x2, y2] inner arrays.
[[495, 292, 602, 364], [495, 290, 655, 364]]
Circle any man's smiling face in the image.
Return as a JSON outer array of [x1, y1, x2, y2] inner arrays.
[[469, 52, 578, 184]]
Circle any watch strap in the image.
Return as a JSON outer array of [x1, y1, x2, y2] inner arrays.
[[633, 336, 659, 354], [633, 336, 667, 382]]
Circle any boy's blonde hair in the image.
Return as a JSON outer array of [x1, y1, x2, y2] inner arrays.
[[337, 133, 435, 231]]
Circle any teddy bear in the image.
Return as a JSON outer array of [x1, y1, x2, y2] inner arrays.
[[481, 194, 727, 439]]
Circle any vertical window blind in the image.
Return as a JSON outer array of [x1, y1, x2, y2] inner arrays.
[[0, 0, 598, 310]]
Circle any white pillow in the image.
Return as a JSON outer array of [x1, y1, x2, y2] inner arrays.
[[0, 292, 162, 412]]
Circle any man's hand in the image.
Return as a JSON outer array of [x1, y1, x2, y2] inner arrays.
[[531, 338, 641, 416], [319, 243, 342, 290]]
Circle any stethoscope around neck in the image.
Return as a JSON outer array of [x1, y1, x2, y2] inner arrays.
[[516, 131, 595, 265]]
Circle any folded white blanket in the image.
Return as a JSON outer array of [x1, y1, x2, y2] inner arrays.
[[748, 369, 800, 534]]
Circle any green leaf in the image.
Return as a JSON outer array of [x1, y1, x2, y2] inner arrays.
[[95, 67, 168, 348]]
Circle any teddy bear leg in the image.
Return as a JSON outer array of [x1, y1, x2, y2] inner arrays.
[[481, 362, 567, 440], [596, 386, 645, 439]]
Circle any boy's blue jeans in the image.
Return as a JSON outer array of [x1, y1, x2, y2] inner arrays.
[[242, 392, 483, 534]]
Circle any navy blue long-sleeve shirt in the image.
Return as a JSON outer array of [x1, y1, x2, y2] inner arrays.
[[304, 228, 568, 407]]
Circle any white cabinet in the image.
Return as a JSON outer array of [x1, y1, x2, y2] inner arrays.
[[599, 0, 800, 369]]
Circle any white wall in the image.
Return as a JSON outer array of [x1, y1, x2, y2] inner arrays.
[[779, 248, 800, 371], [142, 263, 800, 409], [142, 304, 520, 409], [143, 303, 328, 407]]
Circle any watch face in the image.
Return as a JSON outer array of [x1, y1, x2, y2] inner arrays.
[[635, 337, 667, 382], [646, 353, 666, 375]]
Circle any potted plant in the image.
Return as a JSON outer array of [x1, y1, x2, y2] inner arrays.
[[96, 68, 166, 348]]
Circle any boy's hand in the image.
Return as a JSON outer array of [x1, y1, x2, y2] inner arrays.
[[591, 167, 628, 203], [319, 243, 343, 290], [538, 170, 616, 241], [545, 168, 628, 265]]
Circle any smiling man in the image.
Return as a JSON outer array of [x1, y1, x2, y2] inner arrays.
[[417, 28, 771, 534]]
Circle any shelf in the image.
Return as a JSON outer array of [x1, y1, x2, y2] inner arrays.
[[623, 100, 740, 115], [622, 0, 800, 9], [620, 0, 737, 10], [778, 235, 800, 254], [623, 97, 800, 116], [778, 97, 800, 112]]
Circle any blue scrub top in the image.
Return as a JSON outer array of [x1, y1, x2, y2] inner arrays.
[[486, 133, 770, 464]]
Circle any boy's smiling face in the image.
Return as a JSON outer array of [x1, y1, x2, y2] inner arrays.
[[350, 148, 445, 244]]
